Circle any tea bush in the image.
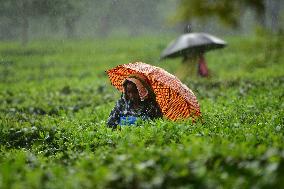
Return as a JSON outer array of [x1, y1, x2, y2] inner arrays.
[[0, 34, 283, 188]]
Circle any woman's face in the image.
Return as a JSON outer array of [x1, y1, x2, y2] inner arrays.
[[125, 82, 140, 102]]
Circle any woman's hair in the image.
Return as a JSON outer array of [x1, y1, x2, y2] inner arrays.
[[122, 80, 134, 88]]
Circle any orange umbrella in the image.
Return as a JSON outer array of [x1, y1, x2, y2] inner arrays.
[[106, 62, 201, 121]]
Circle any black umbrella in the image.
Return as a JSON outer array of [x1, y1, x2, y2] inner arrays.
[[160, 32, 227, 59]]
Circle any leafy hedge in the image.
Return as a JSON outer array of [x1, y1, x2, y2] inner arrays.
[[0, 34, 283, 188]]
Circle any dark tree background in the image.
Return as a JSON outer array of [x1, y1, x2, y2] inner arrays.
[[0, 0, 283, 45], [174, 0, 282, 31]]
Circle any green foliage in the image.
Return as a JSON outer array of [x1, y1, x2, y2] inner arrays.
[[174, 0, 266, 28], [0, 34, 284, 188]]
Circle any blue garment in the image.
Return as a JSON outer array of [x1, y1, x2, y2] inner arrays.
[[119, 116, 137, 126]]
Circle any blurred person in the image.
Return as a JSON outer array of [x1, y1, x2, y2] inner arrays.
[[178, 24, 210, 78], [178, 53, 209, 78], [107, 75, 163, 128]]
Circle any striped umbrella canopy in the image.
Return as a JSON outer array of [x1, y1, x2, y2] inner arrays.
[[106, 62, 201, 121]]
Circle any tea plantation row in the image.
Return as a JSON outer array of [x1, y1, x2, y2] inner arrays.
[[0, 34, 283, 188]]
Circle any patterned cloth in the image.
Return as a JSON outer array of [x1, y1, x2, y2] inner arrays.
[[124, 76, 149, 100], [107, 94, 163, 128]]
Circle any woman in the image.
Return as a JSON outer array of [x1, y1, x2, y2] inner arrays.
[[107, 75, 163, 128]]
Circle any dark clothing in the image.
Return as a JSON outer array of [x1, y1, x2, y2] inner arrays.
[[107, 94, 163, 128]]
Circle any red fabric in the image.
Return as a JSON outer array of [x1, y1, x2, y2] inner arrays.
[[198, 55, 209, 77]]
